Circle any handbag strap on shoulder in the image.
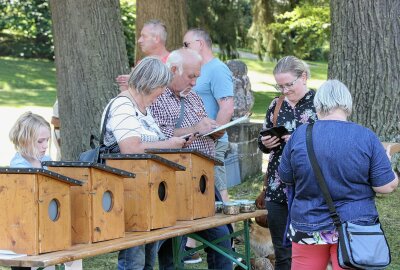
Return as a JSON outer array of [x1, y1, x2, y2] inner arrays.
[[272, 95, 285, 127], [306, 123, 341, 227], [99, 97, 121, 145], [262, 95, 285, 187]]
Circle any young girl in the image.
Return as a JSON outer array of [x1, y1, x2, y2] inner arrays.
[[9, 111, 52, 168]]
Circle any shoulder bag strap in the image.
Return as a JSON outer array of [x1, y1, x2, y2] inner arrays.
[[175, 97, 185, 128], [262, 95, 285, 188], [99, 97, 120, 145], [306, 123, 341, 227], [272, 95, 285, 127], [306, 123, 353, 265]]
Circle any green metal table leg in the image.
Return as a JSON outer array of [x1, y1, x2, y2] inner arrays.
[[243, 219, 251, 269], [170, 218, 253, 270], [56, 264, 65, 270], [172, 236, 183, 270]]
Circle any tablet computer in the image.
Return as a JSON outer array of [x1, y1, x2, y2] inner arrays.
[[260, 126, 289, 139]]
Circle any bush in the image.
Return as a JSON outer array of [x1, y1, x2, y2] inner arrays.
[[267, 3, 330, 61], [0, 0, 53, 59], [0, 0, 135, 63]]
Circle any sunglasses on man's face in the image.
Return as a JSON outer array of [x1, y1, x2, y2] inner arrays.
[[183, 40, 200, 48]]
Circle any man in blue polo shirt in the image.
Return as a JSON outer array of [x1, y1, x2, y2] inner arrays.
[[183, 28, 234, 202]]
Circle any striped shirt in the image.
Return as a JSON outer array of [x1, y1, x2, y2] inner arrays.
[[102, 96, 166, 146], [150, 88, 215, 156]]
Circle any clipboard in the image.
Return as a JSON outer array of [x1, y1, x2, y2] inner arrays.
[[201, 113, 251, 137]]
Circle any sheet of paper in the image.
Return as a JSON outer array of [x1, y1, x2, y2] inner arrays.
[[201, 114, 250, 137], [0, 250, 27, 259]]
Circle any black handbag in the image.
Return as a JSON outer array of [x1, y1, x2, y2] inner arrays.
[[306, 123, 390, 270], [78, 98, 120, 163]]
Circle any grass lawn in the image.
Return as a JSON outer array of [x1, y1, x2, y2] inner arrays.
[[0, 57, 56, 107], [0, 56, 399, 269]]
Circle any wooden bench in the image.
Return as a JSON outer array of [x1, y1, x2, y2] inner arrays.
[[0, 210, 266, 270]]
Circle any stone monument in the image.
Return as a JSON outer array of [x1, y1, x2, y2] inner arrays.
[[225, 60, 263, 187]]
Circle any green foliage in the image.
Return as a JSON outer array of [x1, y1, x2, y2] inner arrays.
[[248, 0, 330, 61], [0, 0, 135, 64], [187, 0, 252, 60], [120, 0, 136, 66], [0, 0, 53, 59], [268, 2, 330, 61]]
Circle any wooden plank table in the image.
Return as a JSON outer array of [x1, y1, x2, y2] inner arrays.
[[0, 210, 266, 269]]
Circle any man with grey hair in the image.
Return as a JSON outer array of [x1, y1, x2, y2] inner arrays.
[[137, 19, 169, 62], [116, 19, 170, 91], [183, 28, 234, 202], [150, 48, 233, 270]]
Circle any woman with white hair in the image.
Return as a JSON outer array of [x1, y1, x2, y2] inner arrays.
[[278, 79, 398, 269], [101, 56, 186, 270], [102, 56, 185, 154]]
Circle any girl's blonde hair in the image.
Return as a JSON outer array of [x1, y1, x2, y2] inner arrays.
[[9, 112, 51, 160]]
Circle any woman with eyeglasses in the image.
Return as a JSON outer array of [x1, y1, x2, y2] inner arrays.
[[257, 55, 318, 270]]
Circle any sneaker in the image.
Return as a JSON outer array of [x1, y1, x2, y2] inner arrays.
[[183, 248, 202, 264]]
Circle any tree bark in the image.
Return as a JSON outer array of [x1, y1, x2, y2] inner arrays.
[[329, 0, 400, 139], [135, 0, 187, 61], [49, 0, 130, 160]]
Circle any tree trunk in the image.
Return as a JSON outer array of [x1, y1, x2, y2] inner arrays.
[[329, 0, 400, 139], [135, 0, 187, 61], [49, 0, 130, 160]]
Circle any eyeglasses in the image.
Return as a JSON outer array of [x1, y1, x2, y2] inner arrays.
[[274, 76, 301, 92], [183, 40, 200, 48]]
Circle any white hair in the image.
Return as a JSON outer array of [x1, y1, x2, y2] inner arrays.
[[145, 19, 167, 43], [166, 49, 202, 75], [128, 56, 172, 95], [314, 79, 353, 117]]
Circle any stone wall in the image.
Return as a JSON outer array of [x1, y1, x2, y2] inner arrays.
[[225, 122, 263, 187]]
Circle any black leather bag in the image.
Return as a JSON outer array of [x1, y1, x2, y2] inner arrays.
[[79, 142, 120, 163]]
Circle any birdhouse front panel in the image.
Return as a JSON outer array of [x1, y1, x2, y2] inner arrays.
[[105, 159, 152, 232], [37, 174, 71, 254], [46, 166, 91, 244], [144, 149, 217, 220], [102, 154, 185, 231], [148, 161, 177, 229], [0, 173, 38, 255], [190, 154, 215, 219], [0, 168, 82, 256], [90, 168, 125, 242], [44, 162, 133, 243]]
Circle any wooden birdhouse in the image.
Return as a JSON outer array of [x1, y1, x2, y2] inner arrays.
[[101, 153, 185, 231], [0, 167, 83, 255], [146, 149, 221, 220], [42, 161, 134, 244]]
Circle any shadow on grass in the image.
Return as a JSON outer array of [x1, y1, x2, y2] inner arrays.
[[0, 89, 56, 107], [0, 57, 56, 107]]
